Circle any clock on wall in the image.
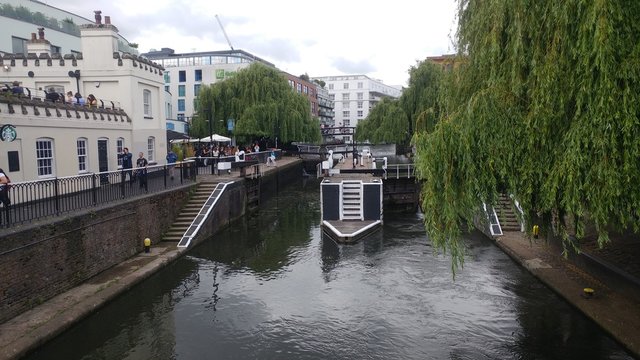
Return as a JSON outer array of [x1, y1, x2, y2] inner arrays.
[[0, 124, 17, 142]]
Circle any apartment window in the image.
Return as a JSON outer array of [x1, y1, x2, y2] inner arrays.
[[344, 120, 351, 127], [297, 83, 302, 93], [178, 85, 185, 97], [343, 111, 350, 118], [329, 94, 335, 100], [357, 101, 363, 109], [11, 36, 27, 54], [36, 138, 54, 177], [178, 70, 186, 82], [194, 84, 201, 96], [164, 71, 171, 83], [164, 85, 170, 93], [342, 101, 349, 108], [143, 89, 152, 117], [303, 85, 308, 94], [147, 137, 155, 162], [357, 110, 364, 117], [357, 92, 363, 100], [167, 123, 175, 130], [77, 138, 88, 172], [195, 69, 202, 81], [357, 82, 363, 89], [178, 99, 185, 112], [328, 84, 334, 90], [343, 83, 349, 89], [288, 79, 294, 88], [177, 113, 185, 120], [117, 138, 124, 166], [342, 93, 350, 101]]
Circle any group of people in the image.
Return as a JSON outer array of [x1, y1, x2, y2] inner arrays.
[[2, 82, 98, 108], [117, 148, 149, 190], [65, 91, 98, 107]]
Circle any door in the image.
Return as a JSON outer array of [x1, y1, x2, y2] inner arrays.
[[98, 139, 109, 184]]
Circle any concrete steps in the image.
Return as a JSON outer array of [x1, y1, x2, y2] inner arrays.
[[162, 182, 217, 242], [496, 194, 521, 232]]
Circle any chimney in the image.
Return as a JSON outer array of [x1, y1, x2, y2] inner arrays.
[[80, 12, 120, 68], [105, 16, 111, 25], [26, 28, 51, 56], [94, 10, 102, 25]]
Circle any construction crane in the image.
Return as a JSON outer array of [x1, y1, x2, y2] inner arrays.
[[215, 15, 234, 51]]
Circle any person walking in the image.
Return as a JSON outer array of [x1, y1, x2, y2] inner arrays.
[[166, 149, 178, 179], [0, 168, 11, 227], [118, 147, 133, 186], [136, 152, 149, 191]]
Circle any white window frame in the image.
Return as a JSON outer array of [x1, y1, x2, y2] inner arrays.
[[117, 137, 125, 167], [77, 137, 88, 173], [143, 89, 152, 117], [36, 138, 54, 177], [147, 136, 155, 162], [343, 83, 349, 89]]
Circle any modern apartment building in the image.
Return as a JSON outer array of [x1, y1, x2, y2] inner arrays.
[[315, 85, 334, 127], [0, 0, 137, 55], [0, 16, 166, 182], [283, 72, 319, 117], [142, 48, 274, 133], [312, 75, 401, 142]]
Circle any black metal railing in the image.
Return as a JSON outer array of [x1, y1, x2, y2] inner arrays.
[[188, 150, 282, 175], [0, 160, 197, 229]]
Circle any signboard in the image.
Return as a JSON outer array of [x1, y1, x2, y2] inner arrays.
[[227, 118, 234, 132], [0, 124, 17, 142], [215, 69, 237, 80]]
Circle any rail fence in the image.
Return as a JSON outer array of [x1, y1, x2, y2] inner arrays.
[[0, 160, 197, 228], [188, 149, 282, 176]]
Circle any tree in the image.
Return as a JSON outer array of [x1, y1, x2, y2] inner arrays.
[[414, 0, 640, 271], [355, 98, 408, 144], [194, 63, 321, 144], [401, 60, 443, 134], [299, 73, 310, 81]]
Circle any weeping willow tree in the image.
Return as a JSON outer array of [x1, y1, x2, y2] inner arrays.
[[414, 0, 640, 271], [193, 63, 321, 144], [355, 98, 408, 143]]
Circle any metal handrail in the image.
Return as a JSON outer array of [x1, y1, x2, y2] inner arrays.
[[0, 160, 197, 228]]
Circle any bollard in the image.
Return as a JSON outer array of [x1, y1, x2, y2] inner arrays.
[[144, 237, 151, 253], [532, 225, 539, 239]]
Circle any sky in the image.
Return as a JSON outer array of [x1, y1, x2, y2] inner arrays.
[[42, 0, 459, 87]]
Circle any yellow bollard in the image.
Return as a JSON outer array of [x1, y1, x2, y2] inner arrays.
[[532, 225, 539, 239], [144, 238, 151, 253]]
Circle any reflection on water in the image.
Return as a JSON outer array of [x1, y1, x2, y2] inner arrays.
[[27, 179, 633, 360]]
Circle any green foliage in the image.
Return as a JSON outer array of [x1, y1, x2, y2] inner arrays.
[[194, 63, 321, 144], [415, 0, 640, 271], [0, 4, 80, 36], [356, 98, 409, 144]]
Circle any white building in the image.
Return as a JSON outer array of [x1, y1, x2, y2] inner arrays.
[[142, 48, 274, 133], [312, 75, 402, 142], [0, 0, 137, 55], [0, 17, 166, 182]]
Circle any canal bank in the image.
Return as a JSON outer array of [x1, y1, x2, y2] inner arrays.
[[0, 157, 303, 360], [493, 231, 640, 357]]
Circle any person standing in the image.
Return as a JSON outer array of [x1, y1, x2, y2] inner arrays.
[[0, 168, 11, 227], [166, 149, 178, 179], [118, 147, 133, 186], [136, 152, 149, 191]]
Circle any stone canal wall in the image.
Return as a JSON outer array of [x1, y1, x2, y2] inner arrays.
[[0, 185, 195, 324]]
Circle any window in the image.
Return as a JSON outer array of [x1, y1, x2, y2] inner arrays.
[[164, 71, 171, 83], [357, 101, 363, 109], [303, 85, 308, 94], [344, 120, 351, 126], [296, 83, 302, 93], [178, 99, 185, 112], [357, 92, 363, 100], [357, 110, 364, 117], [36, 138, 54, 177], [329, 94, 335, 100], [342, 101, 349, 108], [343, 83, 349, 89], [164, 85, 170, 93], [357, 82, 363, 89], [77, 138, 88, 172], [328, 84, 334, 90], [147, 137, 155, 162], [51, 45, 61, 54], [342, 93, 350, 101], [167, 122, 175, 130], [11, 36, 27, 54], [194, 84, 201, 96], [117, 138, 125, 166], [195, 69, 202, 81], [179, 70, 186, 82], [288, 79, 294, 88], [178, 85, 185, 97], [177, 113, 185, 120], [343, 111, 350, 118], [166, 103, 173, 118], [143, 89, 152, 117]]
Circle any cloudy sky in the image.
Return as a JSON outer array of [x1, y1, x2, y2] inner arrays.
[[44, 0, 458, 86]]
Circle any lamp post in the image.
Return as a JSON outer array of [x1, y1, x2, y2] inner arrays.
[[68, 70, 80, 98]]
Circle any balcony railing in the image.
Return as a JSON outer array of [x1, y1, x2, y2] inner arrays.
[[0, 161, 197, 229]]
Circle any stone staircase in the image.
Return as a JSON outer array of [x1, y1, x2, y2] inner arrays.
[[342, 180, 362, 220], [495, 194, 521, 232], [162, 182, 218, 242]]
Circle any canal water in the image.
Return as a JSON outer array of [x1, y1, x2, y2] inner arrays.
[[27, 179, 633, 359]]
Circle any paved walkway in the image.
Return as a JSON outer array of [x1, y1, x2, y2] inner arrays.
[[495, 231, 640, 357]]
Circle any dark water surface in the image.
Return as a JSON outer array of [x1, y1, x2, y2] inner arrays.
[[27, 179, 633, 359]]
